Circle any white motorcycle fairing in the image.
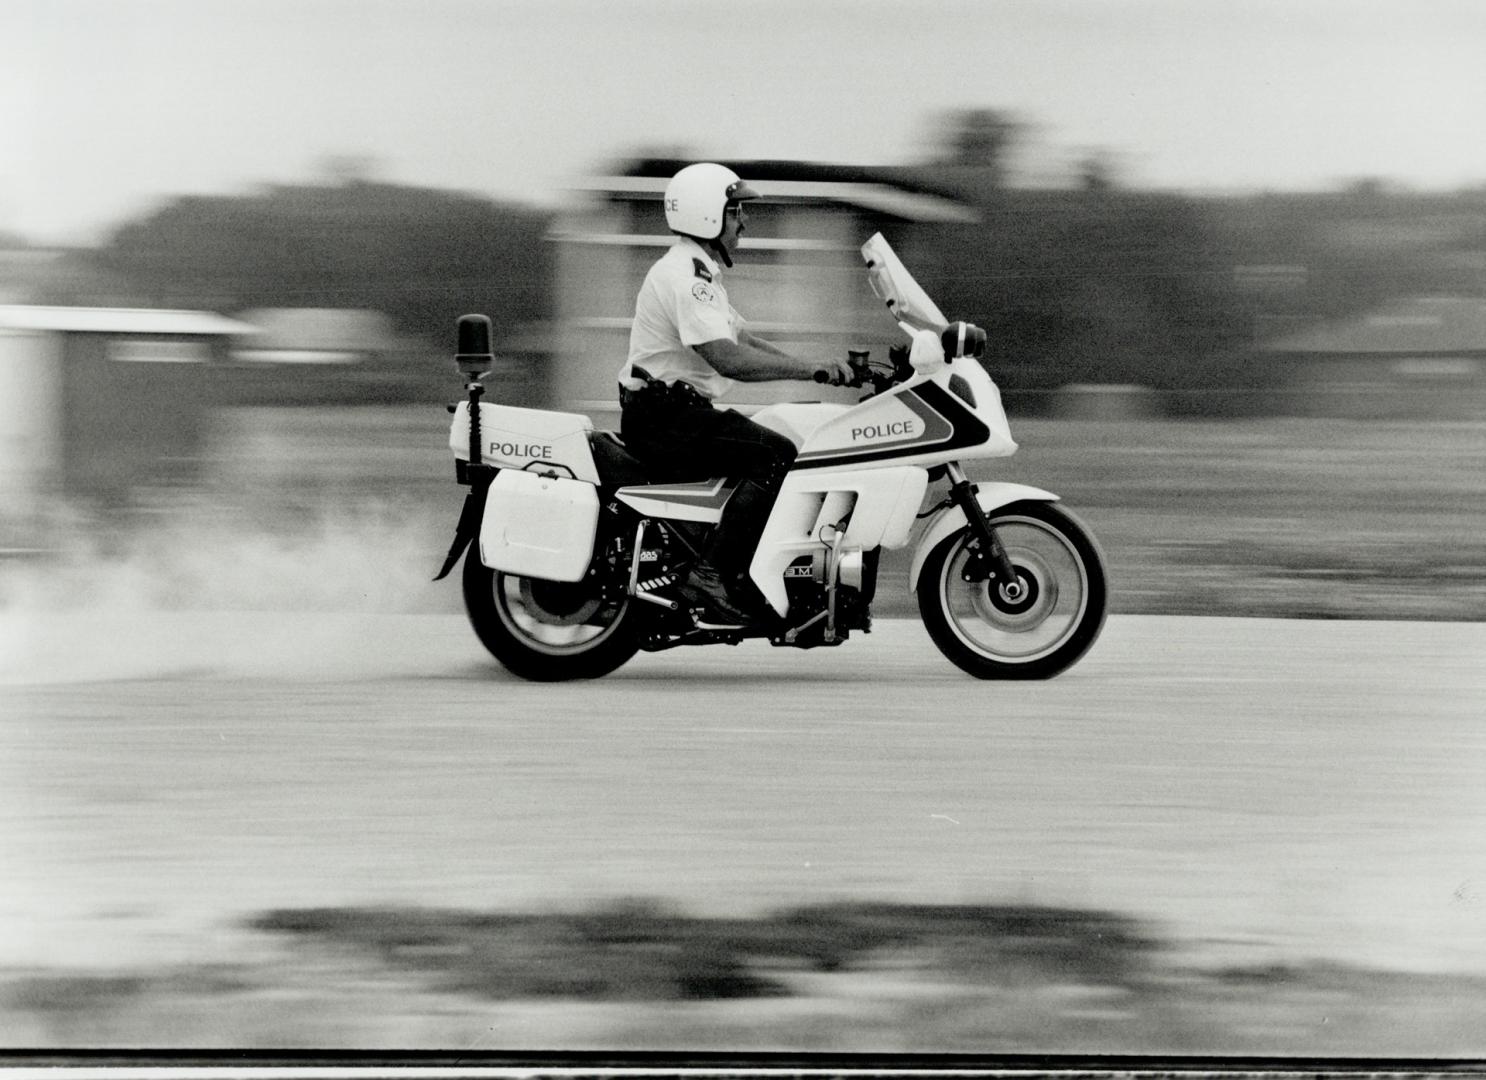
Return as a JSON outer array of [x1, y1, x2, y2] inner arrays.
[[739, 347, 1032, 617], [753, 358, 1016, 471], [747, 465, 928, 617]]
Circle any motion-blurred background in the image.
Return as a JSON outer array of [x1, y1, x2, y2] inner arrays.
[[5, 1, 1486, 1053], [2, 0, 1484, 614]]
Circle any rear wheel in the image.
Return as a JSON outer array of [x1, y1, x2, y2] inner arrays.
[[917, 501, 1107, 679], [462, 548, 639, 681]]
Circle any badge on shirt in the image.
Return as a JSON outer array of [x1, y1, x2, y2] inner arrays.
[[691, 258, 713, 283], [692, 281, 716, 303]]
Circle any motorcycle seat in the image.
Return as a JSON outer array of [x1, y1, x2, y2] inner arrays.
[[588, 431, 659, 487], [589, 431, 722, 487]]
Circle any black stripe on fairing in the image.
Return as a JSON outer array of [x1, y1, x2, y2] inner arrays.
[[616, 479, 738, 508], [790, 381, 992, 471]]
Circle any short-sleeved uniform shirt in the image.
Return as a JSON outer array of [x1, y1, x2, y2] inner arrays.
[[619, 237, 745, 400]]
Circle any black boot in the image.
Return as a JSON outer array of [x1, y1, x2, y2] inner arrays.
[[682, 478, 784, 625], [679, 561, 758, 625]]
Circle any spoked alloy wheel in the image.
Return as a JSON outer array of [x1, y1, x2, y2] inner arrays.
[[917, 501, 1107, 679], [462, 548, 638, 681]]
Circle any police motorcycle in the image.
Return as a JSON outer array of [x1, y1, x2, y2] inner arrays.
[[435, 233, 1107, 681]]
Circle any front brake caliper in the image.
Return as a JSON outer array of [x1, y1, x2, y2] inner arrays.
[[946, 469, 1018, 587]]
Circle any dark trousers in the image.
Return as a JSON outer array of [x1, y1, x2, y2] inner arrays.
[[620, 386, 797, 578]]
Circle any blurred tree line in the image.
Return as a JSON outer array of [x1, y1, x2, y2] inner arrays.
[[73, 175, 551, 404], [895, 109, 1486, 414], [87, 174, 551, 347], [67, 112, 1486, 415], [904, 189, 1252, 410]]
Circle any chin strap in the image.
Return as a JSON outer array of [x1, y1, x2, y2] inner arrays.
[[672, 227, 735, 268]]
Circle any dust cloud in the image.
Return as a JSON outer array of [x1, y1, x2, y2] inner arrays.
[[1, 494, 460, 616]]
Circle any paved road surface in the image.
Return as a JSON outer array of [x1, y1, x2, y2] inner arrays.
[[3, 612, 1484, 977]]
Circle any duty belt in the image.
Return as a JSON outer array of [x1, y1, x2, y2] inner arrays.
[[619, 368, 709, 409]]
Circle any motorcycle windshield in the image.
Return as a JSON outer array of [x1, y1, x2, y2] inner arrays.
[[861, 232, 948, 333]]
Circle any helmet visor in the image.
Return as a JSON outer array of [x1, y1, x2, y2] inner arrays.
[[725, 179, 760, 202]]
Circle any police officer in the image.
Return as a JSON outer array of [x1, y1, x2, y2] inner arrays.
[[617, 162, 851, 624]]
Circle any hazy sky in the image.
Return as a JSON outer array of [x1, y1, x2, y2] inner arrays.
[[4, 0, 1485, 245]]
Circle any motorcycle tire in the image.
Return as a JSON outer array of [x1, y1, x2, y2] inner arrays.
[[917, 500, 1108, 680], [462, 547, 640, 682]]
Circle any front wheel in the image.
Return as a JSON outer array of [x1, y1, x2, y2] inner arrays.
[[917, 501, 1107, 679], [462, 548, 639, 681]]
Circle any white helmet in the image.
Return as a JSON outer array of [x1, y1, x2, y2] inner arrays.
[[663, 162, 759, 241]]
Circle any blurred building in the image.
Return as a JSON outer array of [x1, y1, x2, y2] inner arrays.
[[552, 159, 977, 427], [221, 307, 419, 406], [0, 248, 63, 305], [0, 305, 255, 517], [0, 243, 145, 310], [1264, 296, 1486, 420], [232, 307, 389, 366]]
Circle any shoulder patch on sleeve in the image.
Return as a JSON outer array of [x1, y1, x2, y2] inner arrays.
[[691, 258, 713, 283]]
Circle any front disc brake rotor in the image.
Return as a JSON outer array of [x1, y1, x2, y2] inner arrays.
[[970, 558, 1053, 628]]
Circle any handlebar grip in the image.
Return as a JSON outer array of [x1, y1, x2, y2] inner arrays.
[[813, 370, 831, 384]]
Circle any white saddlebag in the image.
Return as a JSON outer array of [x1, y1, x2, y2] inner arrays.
[[479, 469, 599, 582]]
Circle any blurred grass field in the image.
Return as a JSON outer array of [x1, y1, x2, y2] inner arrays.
[[6, 408, 1483, 622], [940, 415, 1486, 622]]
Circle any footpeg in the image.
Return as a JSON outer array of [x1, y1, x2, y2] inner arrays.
[[694, 616, 748, 630]]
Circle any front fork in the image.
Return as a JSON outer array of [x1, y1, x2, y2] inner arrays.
[[944, 462, 1025, 600]]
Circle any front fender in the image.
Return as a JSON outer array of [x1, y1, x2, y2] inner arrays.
[[908, 482, 1059, 591]]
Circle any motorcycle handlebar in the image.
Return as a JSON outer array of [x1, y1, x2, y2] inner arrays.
[[813, 348, 874, 388], [818, 330, 984, 392], [813, 367, 864, 388]]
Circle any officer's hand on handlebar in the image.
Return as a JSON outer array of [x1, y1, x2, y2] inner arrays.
[[811, 357, 855, 386]]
